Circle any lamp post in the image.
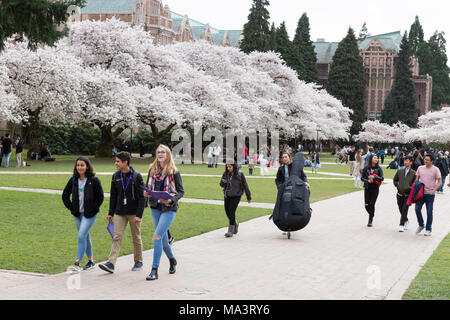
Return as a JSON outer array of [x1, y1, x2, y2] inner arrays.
[[294, 124, 298, 152], [316, 125, 321, 152]]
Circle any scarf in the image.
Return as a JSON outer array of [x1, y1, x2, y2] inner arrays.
[[148, 169, 178, 197]]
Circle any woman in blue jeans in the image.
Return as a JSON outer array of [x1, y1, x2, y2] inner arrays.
[[62, 157, 104, 271], [144, 145, 184, 280]]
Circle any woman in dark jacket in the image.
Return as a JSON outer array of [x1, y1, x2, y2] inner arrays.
[[62, 157, 104, 272], [144, 145, 184, 281], [220, 162, 252, 238], [361, 154, 384, 227]]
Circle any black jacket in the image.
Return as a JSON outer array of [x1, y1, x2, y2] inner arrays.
[[434, 158, 449, 176], [109, 167, 145, 218], [220, 171, 251, 200], [361, 166, 384, 189], [275, 163, 308, 189], [145, 171, 184, 212], [15, 139, 23, 153], [62, 176, 104, 218], [1, 138, 12, 154]]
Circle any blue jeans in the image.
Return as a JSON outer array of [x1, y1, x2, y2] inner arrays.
[[2, 152, 11, 168], [151, 209, 176, 268], [415, 194, 435, 232], [73, 213, 97, 260], [437, 175, 446, 192]]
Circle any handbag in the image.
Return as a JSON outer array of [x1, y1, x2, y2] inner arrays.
[[370, 169, 382, 186]]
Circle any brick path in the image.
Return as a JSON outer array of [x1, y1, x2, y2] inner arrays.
[[0, 184, 449, 300]]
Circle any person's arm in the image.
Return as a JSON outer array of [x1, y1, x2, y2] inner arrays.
[[135, 173, 145, 219], [220, 172, 227, 187], [240, 172, 251, 202], [301, 169, 308, 183], [93, 177, 104, 210], [373, 167, 384, 182], [62, 178, 73, 211], [275, 167, 282, 188], [393, 170, 399, 187], [171, 172, 184, 204], [361, 167, 370, 183], [108, 175, 117, 217]]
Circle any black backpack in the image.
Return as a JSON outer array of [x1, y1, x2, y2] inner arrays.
[[270, 152, 312, 232]]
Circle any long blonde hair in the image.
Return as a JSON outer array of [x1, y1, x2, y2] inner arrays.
[[148, 144, 178, 176]]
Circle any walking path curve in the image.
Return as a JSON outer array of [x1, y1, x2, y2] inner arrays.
[[0, 183, 448, 300]]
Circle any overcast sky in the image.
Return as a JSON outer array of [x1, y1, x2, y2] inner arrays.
[[166, 0, 450, 65]]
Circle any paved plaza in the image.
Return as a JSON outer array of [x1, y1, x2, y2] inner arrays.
[[0, 182, 448, 300]]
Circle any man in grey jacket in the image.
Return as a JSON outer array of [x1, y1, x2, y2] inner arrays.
[[393, 156, 416, 232]]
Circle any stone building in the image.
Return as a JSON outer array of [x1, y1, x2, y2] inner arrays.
[[313, 31, 433, 120], [69, 0, 242, 47]]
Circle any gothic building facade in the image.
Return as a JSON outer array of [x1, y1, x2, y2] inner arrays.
[[69, 0, 242, 47], [313, 31, 433, 120]]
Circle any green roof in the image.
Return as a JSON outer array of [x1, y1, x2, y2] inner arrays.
[[170, 10, 242, 46], [80, 0, 135, 14], [313, 31, 402, 63]]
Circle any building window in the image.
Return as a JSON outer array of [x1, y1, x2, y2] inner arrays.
[[369, 112, 375, 120], [376, 113, 382, 119]]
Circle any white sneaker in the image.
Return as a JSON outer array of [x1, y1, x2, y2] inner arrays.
[[404, 221, 409, 230], [424, 230, 432, 236], [399, 225, 405, 232], [416, 226, 424, 234]]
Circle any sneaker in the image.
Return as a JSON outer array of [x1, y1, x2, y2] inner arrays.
[[416, 226, 424, 234], [399, 225, 405, 232], [404, 221, 409, 231], [71, 262, 82, 272], [132, 261, 143, 271], [99, 262, 115, 273], [424, 230, 432, 236], [83, 260, 95, 271]]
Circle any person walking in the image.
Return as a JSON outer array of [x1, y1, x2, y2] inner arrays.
[[393, 156, 416, 232], [212, 143, 221, 168], [353, 149, 364, 188], [379, 148, 386, 164], [15, 135, 23, 168], [207, 145, 214, 168], [361, 154, 384, 227], [347, 146, 356, 176], [62, 157, 104, 271], [1, 133, 12, 168], [259, 152, 269, 176], [99, 152, 145, 274], [0, 136, 3, 166], [139, 140, 145, 158], [275, 152, 309, 189], [144, 145, 184, 281], [311, 150, 320, 174], [411, 150, 424, 172], [414, 153, 442, 236], [220, 161, 251, 238], [434, 152, 449, 193]]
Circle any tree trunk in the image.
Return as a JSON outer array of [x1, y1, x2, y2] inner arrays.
[[26, 109, 42, 160], [96, 125, 124, 158]]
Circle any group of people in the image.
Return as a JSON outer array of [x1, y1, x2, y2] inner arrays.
[[360, 150, 445, 235], [62, 146, 182, 281], [0, 133, 23, 168]]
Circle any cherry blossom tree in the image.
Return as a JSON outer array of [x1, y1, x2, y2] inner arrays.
[[0, 64, 21, 123], [248, 51, 353, 140], [405, 107, 450, 144], [1, 42, 85, 158], [353, 120, 410, 144]]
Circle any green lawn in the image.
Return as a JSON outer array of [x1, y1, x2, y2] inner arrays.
[[402, 232, 450, 300], [0, 173, 358, 204], [0, 190, 272, 274]]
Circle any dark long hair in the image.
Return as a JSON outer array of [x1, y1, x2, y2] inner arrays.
[[73, 156, 96, 178], [224, 162, 239, 176], [367, 154, 380, 169]]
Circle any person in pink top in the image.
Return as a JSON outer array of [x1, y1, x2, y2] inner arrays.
[[414, 153, 442, 236]]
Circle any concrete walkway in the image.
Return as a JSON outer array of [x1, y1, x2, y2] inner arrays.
[[0, 184, 449, 300]]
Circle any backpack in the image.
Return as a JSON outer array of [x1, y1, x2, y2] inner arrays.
[[270, 152, 312, 232]]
